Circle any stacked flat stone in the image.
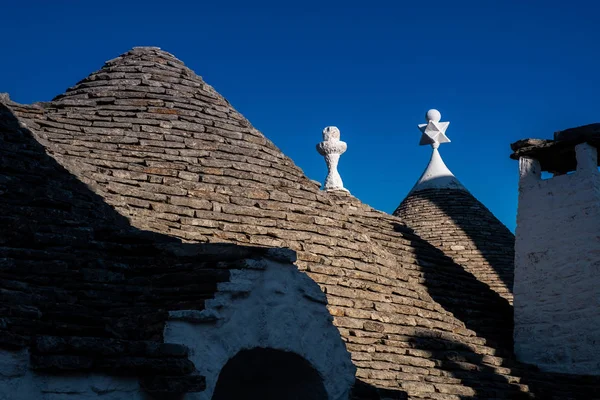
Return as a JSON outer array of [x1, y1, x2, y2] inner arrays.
[[0, 101, 300, 394], [2, 47, 599, 399], [511, 123, 600, 173], [394, 189, 515, 306]]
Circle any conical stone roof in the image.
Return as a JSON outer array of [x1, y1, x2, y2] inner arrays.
[[395, 188, 515, 300], [4, 48, 599, 399], [394, 111, 515, 305]]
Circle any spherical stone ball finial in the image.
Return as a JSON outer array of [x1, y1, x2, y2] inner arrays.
[[322, 126, 340, 142], [426, 109, 441, 123]]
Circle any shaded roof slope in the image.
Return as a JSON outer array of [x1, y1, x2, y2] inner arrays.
[[395, 122, 515, 306], [0, 101, 285, 395], [4, 47, 600, 399], [394, 188, 515, 306]]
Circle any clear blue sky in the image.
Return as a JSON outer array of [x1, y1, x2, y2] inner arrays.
[[2, 1, 599, 231]]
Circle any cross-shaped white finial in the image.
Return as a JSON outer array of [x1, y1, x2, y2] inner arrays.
[[418, 109, 450, 149]]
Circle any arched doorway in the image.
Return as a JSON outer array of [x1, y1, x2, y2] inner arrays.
[[212, 348, 328, 400]]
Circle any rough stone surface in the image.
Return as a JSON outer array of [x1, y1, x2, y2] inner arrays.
[[395, 189, 515, 306], [514, 142, 600, 375], [1, 47, 599, 399], [510, 123, 600, 173], [0, 349, 143, 400]]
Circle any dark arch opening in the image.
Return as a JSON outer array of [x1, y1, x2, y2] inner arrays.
[[212, 347, 328, 400]]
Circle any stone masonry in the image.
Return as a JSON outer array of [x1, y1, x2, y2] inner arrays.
[[1, 47, 599, 399]]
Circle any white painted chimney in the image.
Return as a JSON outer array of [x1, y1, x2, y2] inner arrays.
[[514, 139, 600, 375]]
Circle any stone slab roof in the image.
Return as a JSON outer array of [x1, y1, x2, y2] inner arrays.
[[395, 188, 515, 306], [0, 101, 303, 395], [1, 47, 599, 399]]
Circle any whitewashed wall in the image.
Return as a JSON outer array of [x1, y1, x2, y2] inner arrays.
[[164, 254, 356, 400], [514, 143, 600, 375]]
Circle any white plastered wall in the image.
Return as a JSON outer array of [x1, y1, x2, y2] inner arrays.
[[514, 143, 600, 375], [164, 253, 356, 400]]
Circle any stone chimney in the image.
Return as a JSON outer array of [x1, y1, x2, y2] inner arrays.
[[511, 124, 600, 375]]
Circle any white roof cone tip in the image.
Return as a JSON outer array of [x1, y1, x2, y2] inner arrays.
[[409, 109, 467, 194]]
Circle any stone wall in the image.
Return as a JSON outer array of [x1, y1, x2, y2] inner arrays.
[[514, 143, 600, 375], [0, 349, 142, 400]]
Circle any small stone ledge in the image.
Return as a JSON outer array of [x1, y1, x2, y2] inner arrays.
[[235, 258, 268, 270], [310, 179, 322, 188], [0, 330, 29, 350], [31, 354, 196, 375], [33, 336, 189, 358], [325, 187, 351, 194], [154, 242, 258, 260], [140, 374, 206, 394], [168, 309, 219, 323], [152, 242, 298, 266], [510, 123, 600, 173], [264, 247, 297, 264], [216, 279, 254, 295]]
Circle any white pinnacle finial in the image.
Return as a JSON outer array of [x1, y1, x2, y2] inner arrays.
[[316, 126, 348, 192], [419, 109, 450, 149], [409, 109, 466, 194]]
